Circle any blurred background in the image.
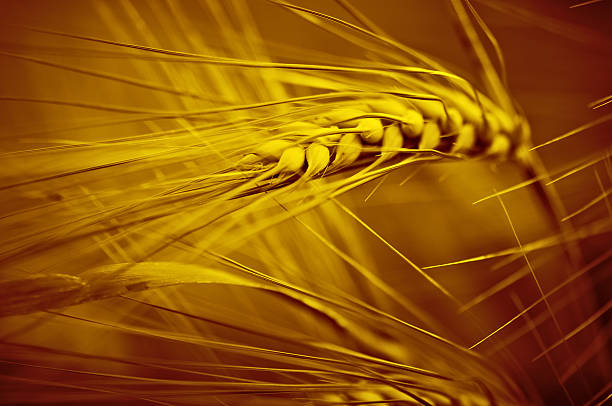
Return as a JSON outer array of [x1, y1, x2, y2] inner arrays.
[[0, 1, 611, 405]]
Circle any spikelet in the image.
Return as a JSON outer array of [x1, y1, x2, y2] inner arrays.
[[419, 122, 442, 150], [331, 132, 363, 169], [276, 145, 305, 173], [380, 124, 404, 161], [400, 109, 425, 138], [356, 117, 384, 144], [233, 90, 522, 191], [305, 142, 330, 176]]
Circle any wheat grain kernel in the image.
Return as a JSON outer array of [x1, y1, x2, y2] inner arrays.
[[366, 98, 410, 117], [254, 139, 295, 160], [488, 106, 515, 134], [317, 128, 342, 146], [277, 146, 305, 173], [444, 107, 463, 133], [411, 99, 446, 124], [485, 134, 511, 157], [330, 132, 362, 169], [482, 112, 501, 143], [357, 117, 384, 144], [419, 122, 441, 150], [381, 124, 404, 161], [305, 142, 330, 176], [400, 109, 425, 138], [451, 123, 476, 153], [444, 90, 484, 127]]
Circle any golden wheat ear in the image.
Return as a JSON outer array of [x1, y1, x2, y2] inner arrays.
[[1, 0, 611, 405]]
